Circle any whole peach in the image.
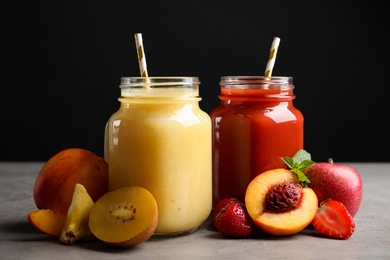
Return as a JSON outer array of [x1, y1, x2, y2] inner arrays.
[[33, 148, 108, 214]]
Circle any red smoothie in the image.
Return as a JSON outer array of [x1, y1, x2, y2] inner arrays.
[[211, 76, 304, 206]]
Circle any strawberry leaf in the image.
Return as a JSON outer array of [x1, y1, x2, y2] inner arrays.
[[282, 149, 315, 185]]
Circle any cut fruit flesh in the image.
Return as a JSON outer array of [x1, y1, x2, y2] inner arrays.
[[245, 168, 318, 236], [59, 183, 95, 245], [28, 209, 67, 237], [89, 186, 158, 247], [253, 188, 318, 235]]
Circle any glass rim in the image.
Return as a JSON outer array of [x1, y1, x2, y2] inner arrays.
[[220, 76, 293, 89], [120, 77, 200, 87]]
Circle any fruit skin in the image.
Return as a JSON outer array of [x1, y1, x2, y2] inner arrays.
[[245, 168, 318, 236], [28, 209, 67, 237], [89, 186, 158, 248], [59, 183, 95, 245], [311, 199, 355, 239], [304, 159, 363, 217], [214, 199, 253, 238], [210, 198, 240, 229], [33, 148, 108, 215]]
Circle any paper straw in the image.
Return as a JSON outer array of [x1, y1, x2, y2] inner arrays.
[[264, 37, 281, 77], [134, 33, 149, 77]]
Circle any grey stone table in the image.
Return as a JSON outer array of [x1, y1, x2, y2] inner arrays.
[[1, 162, 389, 260]]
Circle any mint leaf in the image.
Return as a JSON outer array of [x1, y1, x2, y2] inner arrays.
[[291, 168, 311, 184], [282, 149, 315, 185], [282, 157, 294, 169], [292, 149, 312, 164]]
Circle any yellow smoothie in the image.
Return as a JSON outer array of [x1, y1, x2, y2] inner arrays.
[[105, 77, 212, 235]]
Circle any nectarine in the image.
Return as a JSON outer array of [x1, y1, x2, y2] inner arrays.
[[33, 148, 108, 215]]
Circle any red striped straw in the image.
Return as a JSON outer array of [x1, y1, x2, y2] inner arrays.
[[134, 33, 149, 77], [264, 37, 281, 77]]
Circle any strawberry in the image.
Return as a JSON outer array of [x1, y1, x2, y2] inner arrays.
[[214, 199, 253, 237], [311, 199, 355, 239], [211, 198, 240, 229]]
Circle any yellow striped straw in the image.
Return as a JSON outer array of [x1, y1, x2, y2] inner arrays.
[[134, 33, 149, 77], [264, 37, 281, 77]]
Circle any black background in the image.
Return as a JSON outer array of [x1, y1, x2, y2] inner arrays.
[[1, 1, 388, 162]]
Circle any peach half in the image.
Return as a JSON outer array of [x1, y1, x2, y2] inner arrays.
[[245, 168, 318, 236]]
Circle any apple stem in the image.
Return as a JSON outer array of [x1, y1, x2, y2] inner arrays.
[[327, 158, 334, 164]]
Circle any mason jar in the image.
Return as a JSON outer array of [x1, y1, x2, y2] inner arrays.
[[211, 76, 304, 206], [105, 77, 212, 235]]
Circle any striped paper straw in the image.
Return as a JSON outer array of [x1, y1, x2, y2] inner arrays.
[[264, 37, 281, 77], [134, 33, 149, 77]]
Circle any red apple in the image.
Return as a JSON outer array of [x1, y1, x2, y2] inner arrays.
[[304, 158, 363, 217], [33, 148, 108, 215]]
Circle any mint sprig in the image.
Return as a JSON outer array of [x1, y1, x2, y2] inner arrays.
[[282, 149, 315, 185]]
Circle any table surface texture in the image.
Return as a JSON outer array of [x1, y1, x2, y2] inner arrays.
[[0, 162, 389, 260]]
